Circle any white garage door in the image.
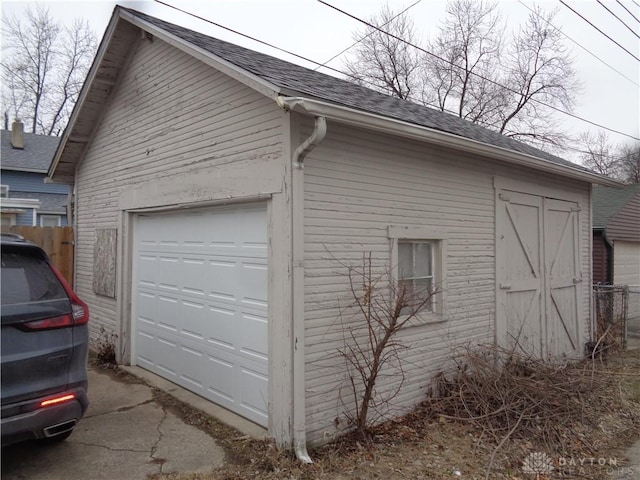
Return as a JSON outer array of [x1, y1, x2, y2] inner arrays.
[[133, 204, 268, 426]]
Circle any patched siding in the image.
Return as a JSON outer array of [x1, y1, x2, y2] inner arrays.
[[74, 37, 284, 343], [301, 120, 591, 445]]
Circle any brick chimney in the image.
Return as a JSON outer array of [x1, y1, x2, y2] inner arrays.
[[11, 119, 24, 149]]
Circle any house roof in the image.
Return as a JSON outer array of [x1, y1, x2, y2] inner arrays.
[[592, 184, 640, 229], [8, 191, 67, 213], [1, 130, 61, 173], [49, 6, 621, 187]]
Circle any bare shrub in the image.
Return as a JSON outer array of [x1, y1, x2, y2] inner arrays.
[[94, 326, 118, 369], [430, 343, 640, 477], [337, 252, 436, 439]]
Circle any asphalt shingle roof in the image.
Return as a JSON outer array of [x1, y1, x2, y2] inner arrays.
[[1, 130, 61, 172], [592, 184, 640, 229], [124, 7, 592, 173], [8, 191, 68, 213]]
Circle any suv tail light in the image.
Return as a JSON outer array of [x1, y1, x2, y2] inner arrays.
[[51, 264, 89, 326]]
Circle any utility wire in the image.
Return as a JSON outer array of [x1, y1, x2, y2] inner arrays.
[[314, 0, 421, 71], [633, 0, 640, 11], [615, 0, 640, 24], [152, 0, 434, 101], [517, 0, 639, 87], [318, 0, 640, 141], [559, 0, 640, 62], [153, 0, 347, 78], [596, 0, 640, 39]]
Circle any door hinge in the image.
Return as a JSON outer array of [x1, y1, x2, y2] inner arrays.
[[498, 192, 510, 202], [499, 282, 512, 290]]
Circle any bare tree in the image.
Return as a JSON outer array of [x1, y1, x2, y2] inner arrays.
[[344, 5, 422, 100], [579, 131, 621, 178], [1, 4, 97, 135], [498, 6, 579, 148], [423, 0, 505, 127], [618, 143, 640, 184], [343, 1, 579, 151]]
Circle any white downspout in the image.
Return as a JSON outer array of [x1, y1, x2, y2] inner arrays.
[[289, 113, 327, 463]]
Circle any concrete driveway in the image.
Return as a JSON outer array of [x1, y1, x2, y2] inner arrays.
[[1, 367, 226, 480]]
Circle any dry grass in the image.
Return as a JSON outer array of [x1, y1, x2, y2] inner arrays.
[[139, 346, 640, 480]]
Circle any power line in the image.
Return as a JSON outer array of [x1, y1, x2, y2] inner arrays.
[[152, 0, 352, 80], [318, 0, 640, 141], [632, 0, 640, 11], [615, 0, 640, 24], [151, 0, 433, 100], [314, 0, 421, 71], [559, 0, 640, 62], [597, 0, 640, 39], [517, 0, 639, 87]]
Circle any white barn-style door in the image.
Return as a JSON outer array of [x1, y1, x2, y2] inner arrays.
[[496, 189, 582, 358], [132, 204, 269, 426]]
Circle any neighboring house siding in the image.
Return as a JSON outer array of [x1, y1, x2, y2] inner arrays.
[[15, 209, 36, 226], [607, 192, 640, 242], [301, 122, 591, 445], [74, 37, 284, 342], [593, 231, 611, 284], [1, 171, 69, 194], [613, 241, 640, 287]]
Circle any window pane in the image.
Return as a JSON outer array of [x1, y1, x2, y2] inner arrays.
[[398, 242, 413, 279], [414, 242, 432, 277], [41, 216, 61, 227]]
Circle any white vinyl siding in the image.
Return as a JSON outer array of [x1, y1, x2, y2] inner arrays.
[[613, 241, 640, 287], [73, 37, 284, 345], [301, 120, 591, 445]]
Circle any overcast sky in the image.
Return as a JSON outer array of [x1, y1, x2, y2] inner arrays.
[[2, 0, 639, 163]]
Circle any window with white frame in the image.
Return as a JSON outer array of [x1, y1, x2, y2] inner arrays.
[[40, 215, 62, 227], [398, 240, 435, 312], [389, 226, 447, 321], [0, 185, 9, 198], [1, 214, 16, 226]]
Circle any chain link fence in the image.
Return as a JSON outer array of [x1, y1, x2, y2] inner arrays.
[[593, 285, 640, 351]]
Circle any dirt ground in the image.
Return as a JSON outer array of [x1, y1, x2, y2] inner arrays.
[[95, 347, 640, 480]]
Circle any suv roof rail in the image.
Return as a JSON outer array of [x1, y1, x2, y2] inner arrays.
[[1, 233, 25, 241]]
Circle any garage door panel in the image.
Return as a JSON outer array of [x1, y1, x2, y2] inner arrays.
[[134, 205, 269, 427], [240, 367, 269, 419], [240, 313, 268, 360]]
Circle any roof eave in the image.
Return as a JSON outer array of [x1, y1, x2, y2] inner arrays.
[[279, 97, 623, 188], [48, 7, 123, 181], [1, 166, 48, 174]]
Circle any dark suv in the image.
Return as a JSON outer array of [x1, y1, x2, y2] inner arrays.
[[1, 233, 89, 446]]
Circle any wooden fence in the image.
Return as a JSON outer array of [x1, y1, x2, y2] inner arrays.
[[2, 226, 74, 288]]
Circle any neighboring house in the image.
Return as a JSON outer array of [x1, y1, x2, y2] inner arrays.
[[592, 184, 640, 286], [1, 121, 69, 227], [47, 7, 619, 453]]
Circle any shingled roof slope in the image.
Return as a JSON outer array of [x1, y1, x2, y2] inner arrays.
[[123, 7, 591, 173], [593, 184, 640, 229], [1, 130, 61, 172]]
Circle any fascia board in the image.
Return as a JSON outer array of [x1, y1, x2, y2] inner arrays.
[[119, 9, 281, 101], [1, 198, 41, 208], [280, 97, 623, 188], [48, 8, 123, 179], [1, 167, 48, 174]]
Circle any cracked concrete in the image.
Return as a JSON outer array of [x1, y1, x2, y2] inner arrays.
[[1, 367, 225, 480]]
